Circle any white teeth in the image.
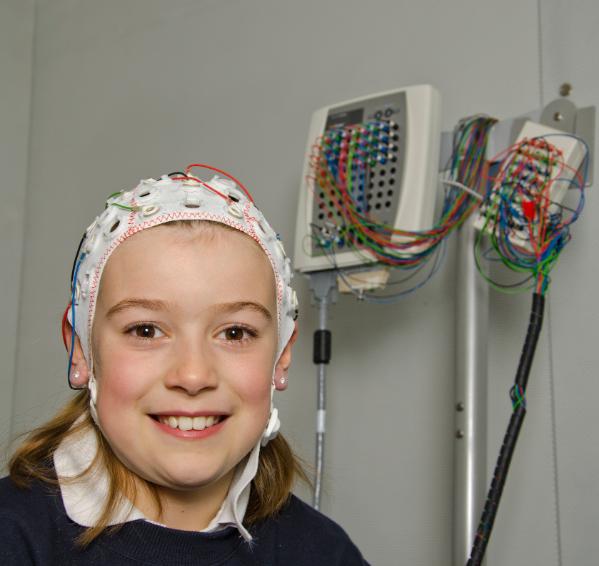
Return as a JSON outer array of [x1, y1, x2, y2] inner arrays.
[[158, 415, 221, 431]]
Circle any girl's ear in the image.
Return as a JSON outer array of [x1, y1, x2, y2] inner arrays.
[[62, 315, 91, 388], [274, 321, 299, 391]]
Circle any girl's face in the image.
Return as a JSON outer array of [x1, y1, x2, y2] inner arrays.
[[90, 224, 279, 493]]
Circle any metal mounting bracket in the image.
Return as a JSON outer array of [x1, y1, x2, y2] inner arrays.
[[439, 98, 595, 185]]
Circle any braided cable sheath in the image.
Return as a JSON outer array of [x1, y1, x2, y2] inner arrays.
[[467, 293, 545, 565]]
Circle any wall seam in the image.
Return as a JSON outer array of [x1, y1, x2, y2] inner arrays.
[[9, 0, 39, 443], [538, 1, 564, 565]]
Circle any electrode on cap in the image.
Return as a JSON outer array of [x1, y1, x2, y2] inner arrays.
[[142, 204, 160, 217], [184, 193, 202, 208], [227, 202, 243, 218]]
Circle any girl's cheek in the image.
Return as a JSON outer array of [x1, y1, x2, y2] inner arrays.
[[229, 356, 275, 405], [97, 346, 161, 401]]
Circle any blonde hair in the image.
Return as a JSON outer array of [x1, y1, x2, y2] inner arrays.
[[10, 219, 307, 546]]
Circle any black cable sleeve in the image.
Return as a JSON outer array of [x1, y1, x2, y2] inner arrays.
[[69, 232, 87, 288], [515, 293, 545, 391], [313, 330, 332, 364], [467, 292, 545, 566]]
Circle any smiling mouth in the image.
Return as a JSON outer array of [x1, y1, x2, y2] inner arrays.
[[151, 415, 226, 431]]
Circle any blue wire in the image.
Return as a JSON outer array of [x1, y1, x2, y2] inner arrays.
[[67, 253, 86, 389]]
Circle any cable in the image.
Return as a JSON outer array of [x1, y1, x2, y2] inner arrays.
[[184, 163, 254, 203], [467, 132, 589, 565], [66, 253, 86, 390], [307, 115, 496, 295], [441, 179, 484, 201], [467, 293, 545, 566]]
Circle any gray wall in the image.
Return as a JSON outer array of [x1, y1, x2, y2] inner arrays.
[[3, 1, 598, 564], [0, 0, 35, 457]]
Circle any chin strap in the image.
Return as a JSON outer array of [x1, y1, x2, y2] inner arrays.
[[261, 372, 280, 446], [88, 373, 100, 425], [261, 406, 280, 446]]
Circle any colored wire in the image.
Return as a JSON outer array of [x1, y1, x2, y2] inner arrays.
[[474, 133, 589, 296], [67, 253, 86, 390], [184, 163, 254, 203], [307, 115, 496, 298]]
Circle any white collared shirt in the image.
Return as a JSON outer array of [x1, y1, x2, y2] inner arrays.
[[53, 423, 260, 541]]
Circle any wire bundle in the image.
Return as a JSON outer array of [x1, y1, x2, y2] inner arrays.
[[467, 135, 589, 566], [307, 115, 496, 298], [475, 135, 588, 296]]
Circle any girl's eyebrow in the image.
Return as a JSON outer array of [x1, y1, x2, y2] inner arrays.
[[105, 298, 273, 321], [212, 301, 273, 322], [105, 298, 172, 319]]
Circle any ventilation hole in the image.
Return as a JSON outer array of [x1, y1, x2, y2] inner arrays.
[[377, 191, 383, 198], [385, 201, 392, 208], [387, 190, 393, 197], [389, 178, 395, 185], [109, 220, 120, 233], [318, 213, 324, 220], [320, 192, 325, 199], [369, 182, 374, 188], [367, 193, 373, 200], [378, 180, 385, 187], [370, 170, 376, 177], [327, 212, 333, 218], [390, 167, 397, 175], [380, 169, 386, 176], [184, 203, 201, 208], [375, 203, 381, 210]]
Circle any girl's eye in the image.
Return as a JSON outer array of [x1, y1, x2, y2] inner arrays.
[[220, 326, 256, 342], [128, 324, 164, 340]]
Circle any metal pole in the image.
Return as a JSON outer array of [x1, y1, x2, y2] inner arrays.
[[313, 297, 328, 510], [309, 270, 337, 511], [453, 217, 489, 565]]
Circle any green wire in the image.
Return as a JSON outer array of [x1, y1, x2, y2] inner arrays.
[[110, 202, 136, 212]]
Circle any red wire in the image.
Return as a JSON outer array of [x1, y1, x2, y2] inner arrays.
[[184, 163, 254, 203], [170, 175, 229, 201], [61, 304, 70, 349]]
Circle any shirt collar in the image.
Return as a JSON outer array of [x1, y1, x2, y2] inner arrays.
[[53, 421, 260, 541]]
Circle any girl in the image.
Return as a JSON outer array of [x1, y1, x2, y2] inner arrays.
[[1, 165, 368, 565]]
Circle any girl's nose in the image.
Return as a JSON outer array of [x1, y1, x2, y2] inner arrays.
[[164, 339, 218, 395]]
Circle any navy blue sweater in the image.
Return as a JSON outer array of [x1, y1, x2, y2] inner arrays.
[[0, 475, 368, 565]]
